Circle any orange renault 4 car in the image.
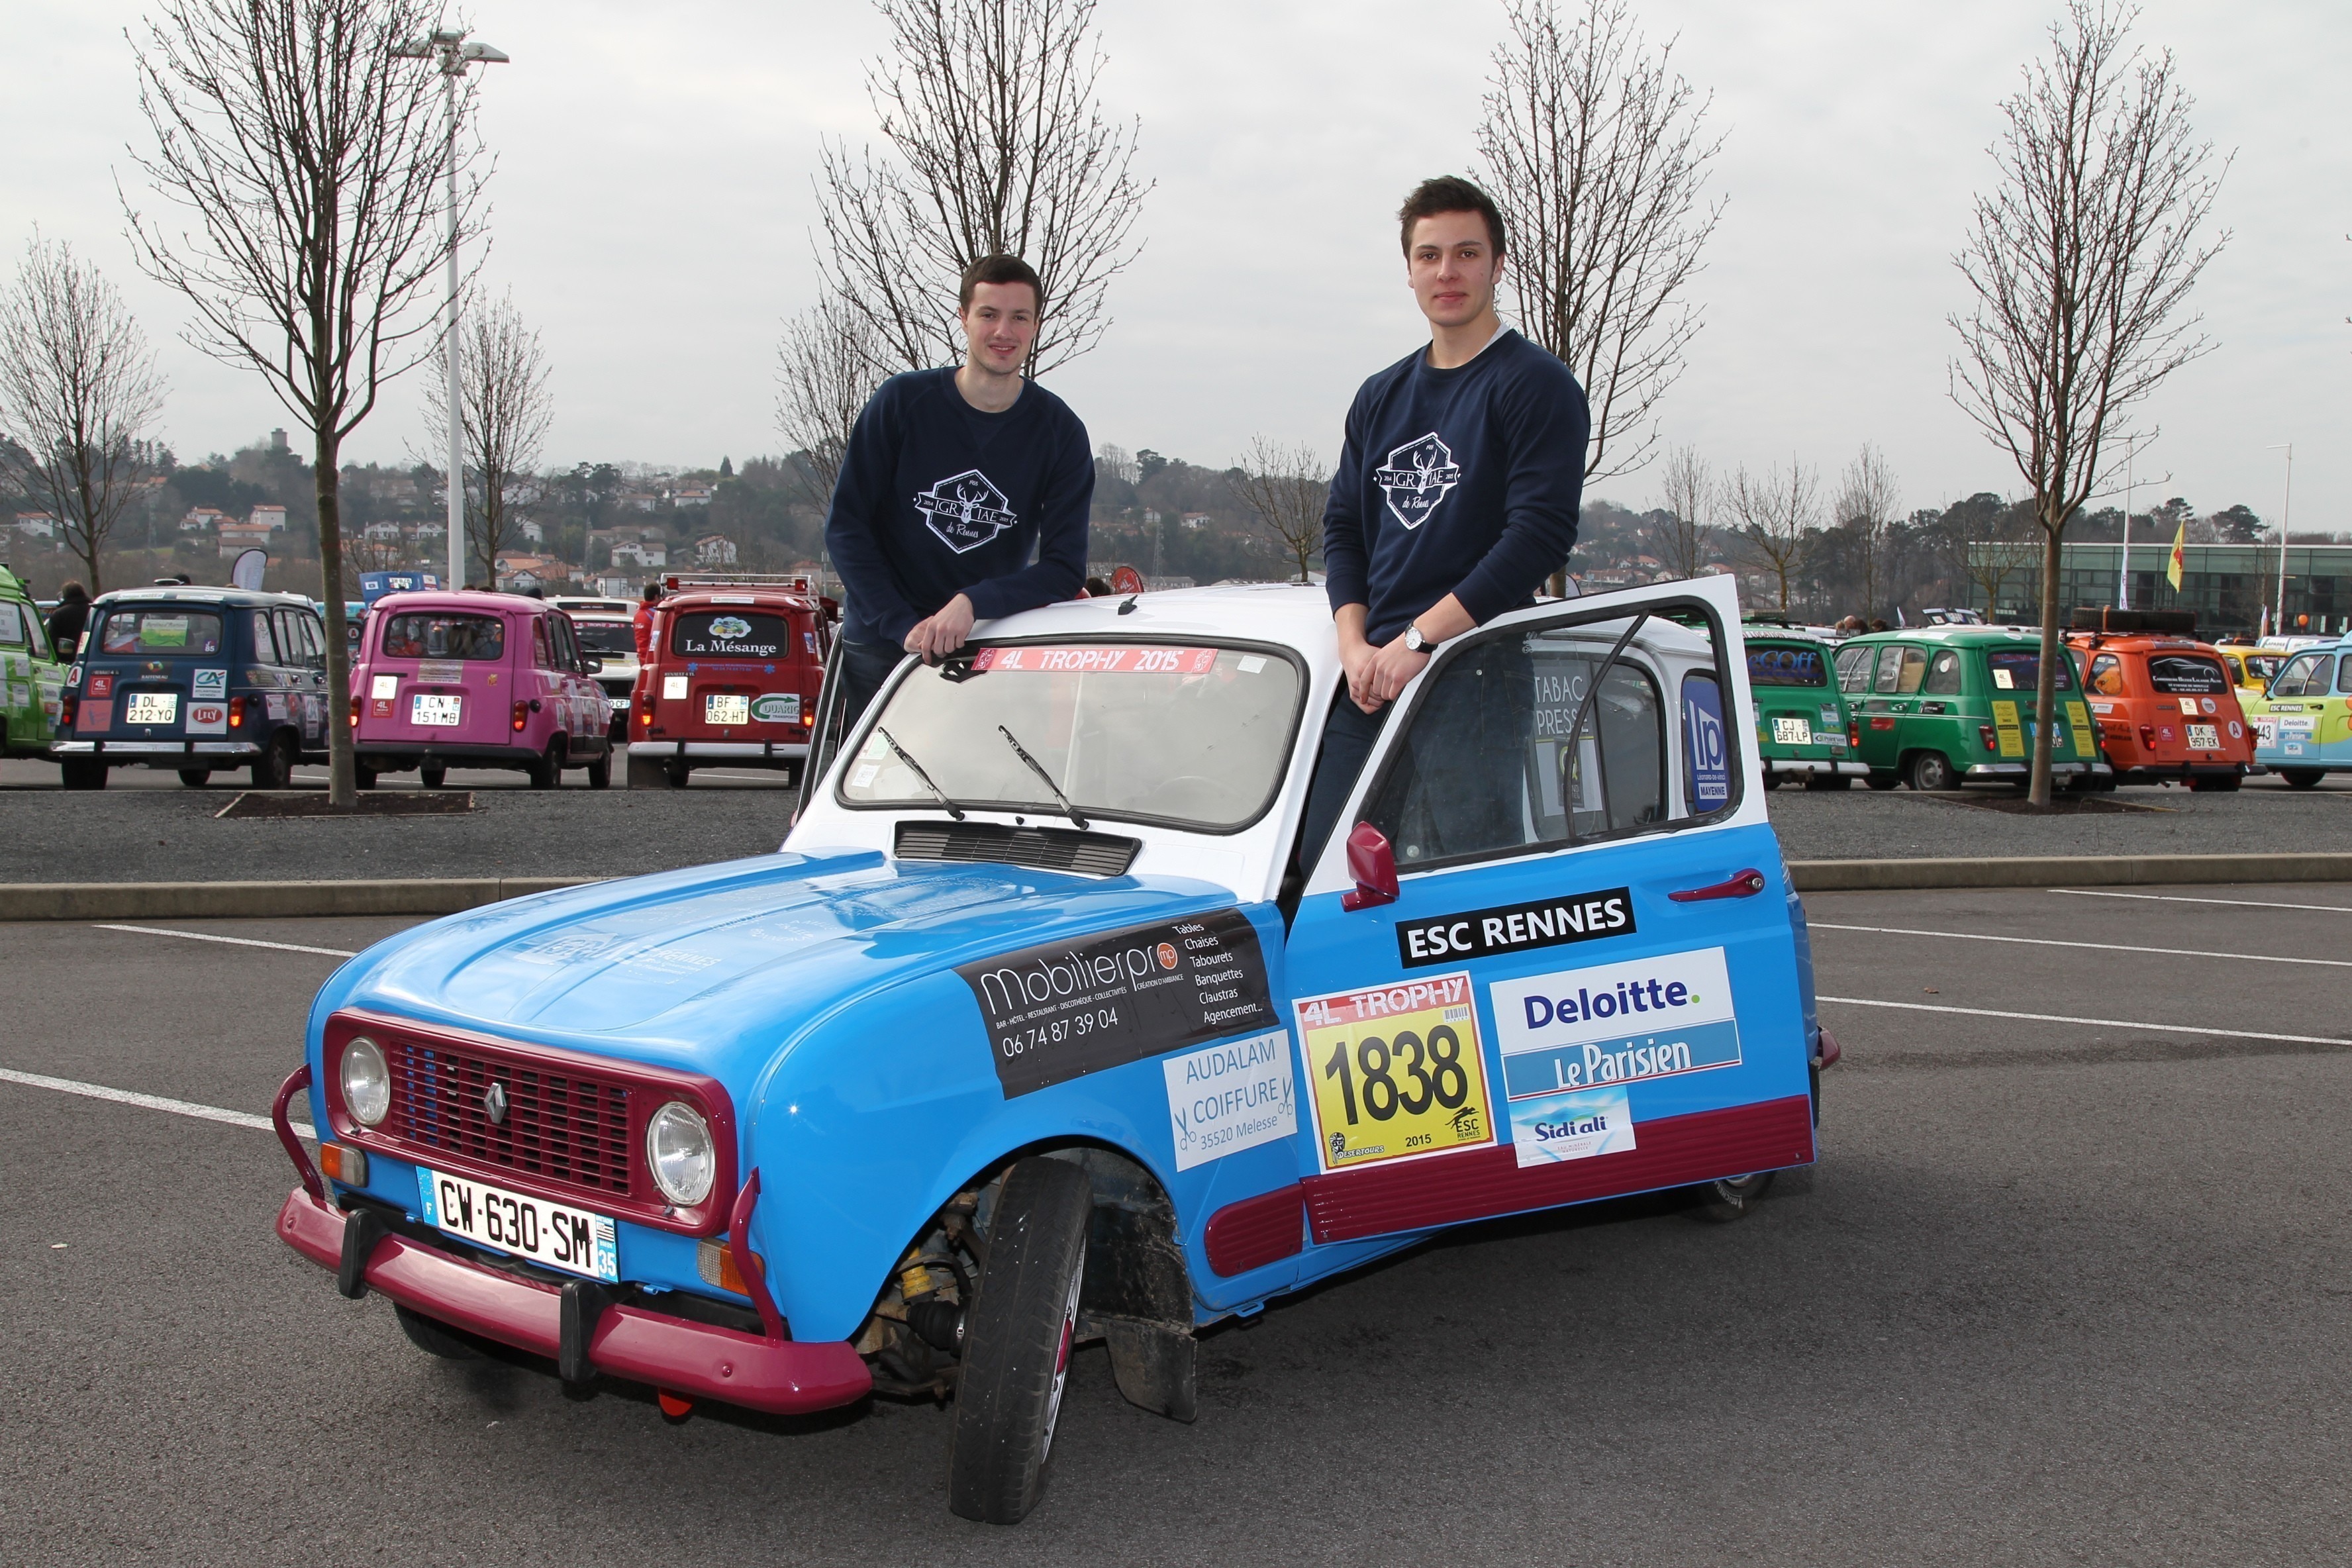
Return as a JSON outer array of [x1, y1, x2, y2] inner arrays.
[[2065, 609, 2253, 791], [627, 575, 836, 788]]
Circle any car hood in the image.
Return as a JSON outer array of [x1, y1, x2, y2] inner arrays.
[[329, 848, 1246, 1081]]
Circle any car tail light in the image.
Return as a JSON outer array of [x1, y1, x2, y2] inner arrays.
[[638, 688, 656, 727], [58, 693, 77, 727], [512, 700, 529, 732], [1847, 720, 1860, 750], [2139, 724, 2156, 750], [1979, 724, 1998, 750], [228, 696, 246, 729]]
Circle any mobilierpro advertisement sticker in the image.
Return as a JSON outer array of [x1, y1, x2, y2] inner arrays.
[[1294, 971, 1494, 1173], [1489, 946, 1741, 1167]]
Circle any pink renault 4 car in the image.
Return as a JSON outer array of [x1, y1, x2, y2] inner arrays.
[[350, 591, 612, 788]]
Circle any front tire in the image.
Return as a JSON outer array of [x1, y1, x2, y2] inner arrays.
[[419, 761, 448, 789], [2281, 768, 2326, 790], [947, 1157, 1092, 1526], [177, 768, 211, 788], [393, 1303, 482, 1360], [1691, 1170, 1776, 1222]]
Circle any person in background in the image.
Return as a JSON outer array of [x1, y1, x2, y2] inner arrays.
[[1083, 575, 1113, 597], [45, 581, 90, 658], [634, 581, 663, 662], [823, 253, 1093, 728]]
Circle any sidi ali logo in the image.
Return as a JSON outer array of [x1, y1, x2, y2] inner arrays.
[[912, 469, 1018, 553], [1371, 432, 1462, 530]]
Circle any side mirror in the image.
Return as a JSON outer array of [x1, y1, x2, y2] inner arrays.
[[1340, 821, 1398, 912], [581, 655, 603, 674]]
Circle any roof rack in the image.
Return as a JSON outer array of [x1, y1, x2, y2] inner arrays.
[[2069, 606, 2196, 635], [662, 572, 815, 593]]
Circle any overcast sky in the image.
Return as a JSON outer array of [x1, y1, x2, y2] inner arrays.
[[9, 0, 2346, 527]]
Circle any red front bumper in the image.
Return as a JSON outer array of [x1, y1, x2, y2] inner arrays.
[[275, 1188, 871, 1415]]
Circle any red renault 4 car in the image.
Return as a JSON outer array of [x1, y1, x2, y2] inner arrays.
[[2065, 609, 2253, 790], [627, 575, 834, 788]]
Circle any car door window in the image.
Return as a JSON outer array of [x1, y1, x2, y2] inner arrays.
[[2271, 654, 2322, 697], [2337, 656, 2352, 697], [0, 602, 22, 647], [1834, 644, 1875, 695], [1876, 645, 1928, 695], [1924, 649, 1963, 695], [297, 612, 326, 667], [2087, 654, 2125, 695], [248, 609, 280, 664], [1363, 600, 1732, 869]]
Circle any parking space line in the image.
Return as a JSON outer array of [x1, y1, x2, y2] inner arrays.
[[1809, 922, 2352, 969], [1818, 995, 2352, 1048], [0, 1066, 313, 1138], [93, 924, 358, 957], [2052, 889, 2352, 914]]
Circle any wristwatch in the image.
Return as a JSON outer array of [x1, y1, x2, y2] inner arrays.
[[1403, 623, 1437, 654]]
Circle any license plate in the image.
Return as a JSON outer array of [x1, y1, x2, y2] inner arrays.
[[416, 1167, 618, 1282], [411, 693, 463, 726], [125, 693, 177, 725], [1771, 716, 1813, 746], [2185, 723, 2220, 750], [705, 693, 750, 726]]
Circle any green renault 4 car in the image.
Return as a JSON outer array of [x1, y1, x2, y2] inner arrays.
[[1743, 626, 1866, 789], [0, 565, 68, 761], [1833, 626, 2111, 791]]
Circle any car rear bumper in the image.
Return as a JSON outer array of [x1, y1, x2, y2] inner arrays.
[[629, 740, 809, 761], [1964, 761, 2110, 778], [355, 740, 606, 765], [1765, 758, 1869, 776], [53, 739, 262, 756]]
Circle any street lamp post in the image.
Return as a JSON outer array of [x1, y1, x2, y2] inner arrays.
[[394, 28, 507, 593], [2266, 442, 2292, 638], [2117, 435, 2141, 611]]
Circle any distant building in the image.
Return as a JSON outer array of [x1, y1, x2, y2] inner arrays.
[[1180, 513, 1210, 531], [618, 491, 659, 513], [249, 504, 287, 532], [13, 513, 56, 539], [673, 487, 712, 509], [693, 534, 738, 565], [180, 507, 228, 533], [362, 520, 402, 542], [516, 518, 544, 544], [596, 574, 638, 599], [217, 520, 273, 557], [611, 539, 667, 569]]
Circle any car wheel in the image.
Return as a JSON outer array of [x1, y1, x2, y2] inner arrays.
[[177, 768, 212, 788], [1906, 750, 1959, 791], [252, 731, 298, 789], [354, 761, 378, 791], [418, 762, 448, 789], [1690, 1169, 1776, 1222], [663, 760, 692, 789], [528, 743, 561, 789], [625, 752, 667, 790], [2188, 773, 2241, 793], [586, 750, 611, 789], [1863, 771, 1900, 791], [61, 758, 108, 790], [2281, 768, 2326, 790], [393, 1303, 483, 1361], [946, 1156, 1092, 1526]]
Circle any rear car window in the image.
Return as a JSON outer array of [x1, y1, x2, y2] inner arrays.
[[95, 608, 226, 657], [2146, 654, 2228, 695], [381, 612, 505, 661], [573, 620, 636, 656], [671, 609, 793, 660], [1984, 648, 2073, 692], [1746, 644, 1826, 687]]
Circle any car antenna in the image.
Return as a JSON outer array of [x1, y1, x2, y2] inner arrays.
[[874, 726, 963, 820], [997, 724, 1089, 828], [1117, 595, 1139, 615]]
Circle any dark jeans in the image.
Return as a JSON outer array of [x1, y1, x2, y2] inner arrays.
[[1298, 698, 1392, 874], [832, 636, 908, 738]]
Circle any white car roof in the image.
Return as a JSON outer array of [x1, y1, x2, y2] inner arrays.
[[978, 583, 1338, 650]]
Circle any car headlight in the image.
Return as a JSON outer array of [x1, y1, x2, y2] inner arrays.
[[646, 1101, 716, 1206], [340, 1036, 390, 1126]]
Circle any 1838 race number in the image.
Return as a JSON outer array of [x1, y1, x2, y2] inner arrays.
[[1295, 971, 1495, 1171]]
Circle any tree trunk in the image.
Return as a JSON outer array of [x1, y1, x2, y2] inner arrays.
[[315, 426, 357, 808], [2027, 519, 2064, 808]]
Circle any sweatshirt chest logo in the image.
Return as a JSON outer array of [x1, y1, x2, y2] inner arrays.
[[912, 469, 1018, 554], [1373, 432, 1462, 531]]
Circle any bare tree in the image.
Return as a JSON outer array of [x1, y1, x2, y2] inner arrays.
[[125, 0, 482, 804], [1654, 443, 1711, 579], [1949, 0, 2228, 805], [1830, 444, 1901, 620], [775, 293, 886, 511], [0, 236, 167, 596], [1479, 0, 1724, 493], [1226, 438, 1328, 585], [420, 289, 552, 585], [815, 0, 1150, 375], [1956, 506, 2043, 620], [1724, 458, 1819, 614]]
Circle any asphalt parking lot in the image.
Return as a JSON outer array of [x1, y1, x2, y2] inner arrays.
[[4, 885, 2349, 1565]]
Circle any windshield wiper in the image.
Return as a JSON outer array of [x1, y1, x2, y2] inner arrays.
[[997, 724, 1090, 829], [874, 726, 964, 820]]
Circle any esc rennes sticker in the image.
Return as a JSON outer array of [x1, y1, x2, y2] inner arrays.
[[912, 469, 1018, 554], [1371, 432, 1462, 530], [1294, 971, 1496, 1173]]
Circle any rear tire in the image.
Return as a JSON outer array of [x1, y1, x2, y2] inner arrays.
[[1906, 750, 1960, 792], [251, 731, 297, 789], [586, 750, 611, 789], [528, 743, 560, 789], [353, 761, 378, 791], [1863, 771, 1900, 791], [946, 1157, 1093, 1526], [2188, 773, 2241, 793], [393, 1303, 483, 1361], [62, 758, 107, 790], [418, 762, 448, 789], [177, 768, 211, 788], [626, 752, 667, 790], [2281, 768, 2326, 790], [663, 760, 691, 789], [1690, 1170, 1776, 1222]]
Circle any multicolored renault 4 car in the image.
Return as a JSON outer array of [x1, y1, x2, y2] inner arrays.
[[0, 565, 67, 761], [1834, 626, 2111, 791], [52, 585, 332, 789], [2243, 635, 2352, 787], [271, 576, 1838, 1524], [1742, 624, 1865, 789]]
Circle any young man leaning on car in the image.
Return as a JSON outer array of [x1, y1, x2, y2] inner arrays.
[[1298, 175, 1592, 870], [822, 254, 1094, 729]]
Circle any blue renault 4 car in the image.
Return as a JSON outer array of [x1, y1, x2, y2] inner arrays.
[[271, 574, 1836, 1524], [54, 585, 332, 788]]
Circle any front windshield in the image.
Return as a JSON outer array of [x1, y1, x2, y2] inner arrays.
[[840, 642, 1303, 830]]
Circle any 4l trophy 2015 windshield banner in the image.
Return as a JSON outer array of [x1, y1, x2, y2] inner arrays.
[[959, 909, 1275, 1098]]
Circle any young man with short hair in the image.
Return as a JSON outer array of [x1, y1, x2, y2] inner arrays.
[[824, 254, 1093, 727], [1300, 175, 1591, 866]]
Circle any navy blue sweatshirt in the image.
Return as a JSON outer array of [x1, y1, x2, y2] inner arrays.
[[825, 368, 1093, 646], [1321, 330, 1589, 644]]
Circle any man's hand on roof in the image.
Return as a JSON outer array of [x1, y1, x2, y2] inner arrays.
[[904, 593, 976, 663]]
